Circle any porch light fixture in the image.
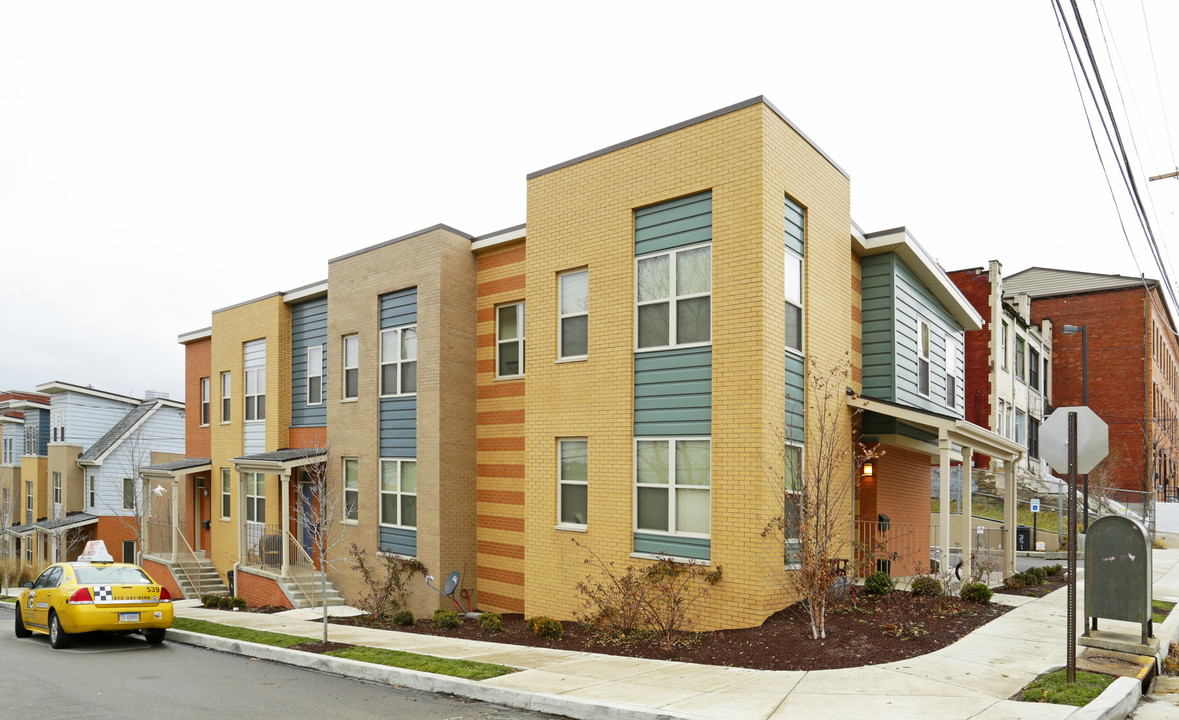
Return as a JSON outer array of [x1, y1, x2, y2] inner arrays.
[[861, 461, 874, 477]]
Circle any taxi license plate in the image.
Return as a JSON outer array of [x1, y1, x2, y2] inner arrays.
[[119, 612, 139, 623]]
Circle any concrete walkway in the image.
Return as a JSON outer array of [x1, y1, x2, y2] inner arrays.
[[5, 548, 1179, 719]]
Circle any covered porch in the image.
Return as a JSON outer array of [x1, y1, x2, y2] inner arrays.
[[850, 396, 1025, 584], [140, 457, 216, 597]]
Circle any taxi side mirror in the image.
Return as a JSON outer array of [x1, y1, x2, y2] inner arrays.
[[21, 581, 33, 589]]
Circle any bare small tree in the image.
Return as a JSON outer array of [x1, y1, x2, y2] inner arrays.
[[103, 416, 157, 564], [298, 441, 351, 642], [765, 359, 877, 640], [2, 491, 11, 593]]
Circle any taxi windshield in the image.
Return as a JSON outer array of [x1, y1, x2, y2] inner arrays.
[[74, 566, 154, 585]]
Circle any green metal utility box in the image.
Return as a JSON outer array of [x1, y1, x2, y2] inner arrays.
[[1083, 515, 1152, 644]]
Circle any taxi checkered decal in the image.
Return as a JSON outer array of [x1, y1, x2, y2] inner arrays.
[[92, 585, 113, 603]]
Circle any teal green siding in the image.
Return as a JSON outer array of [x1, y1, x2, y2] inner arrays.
[[861, 412, 939, 446], [785, 196, 804, 255], [785, 352, 805, 443], [634, 192, 712, 256], [633, 532, 710, 561], [634, 347, 711, 436], [859, 253, 965, 417]]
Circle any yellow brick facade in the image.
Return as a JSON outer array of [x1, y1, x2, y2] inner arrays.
[[523, 102, 855, 630], [207, 294, 292, 578]]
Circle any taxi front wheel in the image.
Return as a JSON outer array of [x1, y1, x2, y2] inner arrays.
[[14, 607, 32, 638], [48, 612, 71, 649]]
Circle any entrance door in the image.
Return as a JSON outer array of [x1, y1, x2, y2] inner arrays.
[[300, 481, 314, 557], [193, 479, 203, 553]]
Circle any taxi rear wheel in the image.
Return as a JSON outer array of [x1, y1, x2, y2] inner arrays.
[[143, 628, 166, 645], [48, 611, 71, 649], [14, 606, 32, 638]]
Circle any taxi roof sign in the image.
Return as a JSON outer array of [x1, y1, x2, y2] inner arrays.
[[78, 540, 115, 563]]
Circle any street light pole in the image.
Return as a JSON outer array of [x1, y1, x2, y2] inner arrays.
[[1063, 324, 1090, 531]]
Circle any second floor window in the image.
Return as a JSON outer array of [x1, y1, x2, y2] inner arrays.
[[1015, 335, 1026, 381], [200, 377, 211, 426], [785, 248, 804, 353], [221, 372, 231, 422], [1029, 347, 1041, 392], [917, 320, 931, 397], [1001, 321, 1009, 370], [559, 270, 588, 360], [380, 326, 417, 395], [945, 336, 957, 409], [343, 335, 359, 400], [307, 345, 324, 405], [53, 472, 61, 504], [122, 478, 135, 510], [245, 367, 266, 421], [636, 243, 711, 350], [497, 303, 525, 377]]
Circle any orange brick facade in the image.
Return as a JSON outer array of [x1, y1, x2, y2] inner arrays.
[[142, 557, 185, 600], [857, 446, 938, 577], [236, 568, 294, 608]]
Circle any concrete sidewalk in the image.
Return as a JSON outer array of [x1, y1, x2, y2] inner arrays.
[[6, 548, 1179, 720]]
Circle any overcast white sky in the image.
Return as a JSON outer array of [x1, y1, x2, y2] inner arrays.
[[2, 1, 1177, 401]]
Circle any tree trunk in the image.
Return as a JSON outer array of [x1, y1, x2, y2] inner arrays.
[[321, 567, 328, 642]]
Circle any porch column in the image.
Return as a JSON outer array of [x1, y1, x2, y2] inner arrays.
[[1004, 458, 1017, 577], [938, 430, 952, 572], [171, 474, 180, 561], [960, 445, 974, 583], [238, 470, 247, 570], [280, 471, 291, 576]]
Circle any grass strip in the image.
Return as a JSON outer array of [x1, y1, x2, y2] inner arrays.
[[1154, 599, 1175, 625], [0, 597, 16, 603], [172, 616, 517, 681], [326, 646, 516, 681], [1020, 669, 1114, 706], [172, 617, 309, 648]]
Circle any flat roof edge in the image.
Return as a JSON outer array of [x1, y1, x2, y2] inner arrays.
[[329, 223, 473, 264]]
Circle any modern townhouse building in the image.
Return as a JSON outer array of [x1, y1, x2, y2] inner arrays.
[[164, 97, 1025, 628], [0, 390, 50, 575], [949, 261, 1054, 485], [1005, 268, 1179, 507]]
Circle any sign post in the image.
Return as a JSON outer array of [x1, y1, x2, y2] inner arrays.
[[1031, 498, 1041, 551], [1041, 406, 1109, 684]]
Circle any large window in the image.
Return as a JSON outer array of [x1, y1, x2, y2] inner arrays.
[[343, 458, 359, 522], [558, 270, 588, 360], [636, 244, 711, 350], [200, 377, 211, 426], [307, 345, 324, 405], [122, 478, 135, 510], [635, 439, 710, 536], [245, 367, 266, 421], [1015, 409, 1026, 446], [1029, 347, 1041, 392], [784, 444, 803, 566], [785, 248, 803, 354], [1015, 335, 1026, 381], [53, 472, 61, 504], [343, 335, 359, 400], [26, 480, 32, 519], [497, 303, 525, 377], [380, 326, 417, 396], [1001, 321, 1009, 370], [1029, 418, 1041, 459], [917, 320, 931, 397], [221, 372, 231, 422], [379, 459, 417, 528], [26, 430, 36, 456], [558, 439, 587, 527], [87, 475, 95, 509], [245, 472, 265, 524], [221, 468, 231, 519]]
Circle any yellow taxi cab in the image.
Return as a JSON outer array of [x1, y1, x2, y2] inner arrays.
[[13, 540, 173, 649]]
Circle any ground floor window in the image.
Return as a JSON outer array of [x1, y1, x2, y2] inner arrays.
[[122, 540, 135, 564], [245, 472, 265, 524], [635, 438, 710, 536], [784, 443, 803, 567], [343, 458, 359, 522], [379, 459, 417, 528], [559, 439, 588, 526]]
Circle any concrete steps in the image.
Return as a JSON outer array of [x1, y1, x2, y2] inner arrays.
[[279, 572, 345, 609]]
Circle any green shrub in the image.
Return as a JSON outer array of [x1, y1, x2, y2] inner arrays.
[[477, 612, 503, 632], [864, 571, 895, 596], [961, 582, 993, 603], [529, 615, 563, 640], [232, 596, 247, 610], [391, 610, 415, 626], [1045, 564, 1064, 576], [217, 596, 235, 609], [1006, 574, 1026, 590], [1026, 566, 1048, 584], [1153, 536, 1168, 550], [202, 594, 222, 608], [909, 575, 943, 597], [433, 609, 461, 629]]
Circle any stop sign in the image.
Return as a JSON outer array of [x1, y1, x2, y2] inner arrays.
[[1041, 406, 1109, 474]]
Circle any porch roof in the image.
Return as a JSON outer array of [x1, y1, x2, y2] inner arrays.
[[140, 457, 211, 480], [33, 513, 98, 534], [231, 448, 326, 474], [849, 395, 1024, 463]]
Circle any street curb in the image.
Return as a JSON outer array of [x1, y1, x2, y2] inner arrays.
[[165, 628, 687, 720], [1066, 676, 1141, 720]]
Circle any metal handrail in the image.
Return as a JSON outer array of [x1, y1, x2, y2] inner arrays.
[[172, 528, 208, 598], [285, 530, 320, 605]]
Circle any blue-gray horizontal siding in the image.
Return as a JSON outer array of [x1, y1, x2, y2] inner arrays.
[[379, 527, 417, 557], [380, 287, 417, 329], [290, 297, 328, 428], [785, 352, 805, 443], [634, 347, 712, 436], [634, 191, 712, 256], [633, 532, 710, 561], [380, 397, 417, 458]]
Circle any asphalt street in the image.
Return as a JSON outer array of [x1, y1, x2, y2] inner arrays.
[[0, 627, 560, 720]]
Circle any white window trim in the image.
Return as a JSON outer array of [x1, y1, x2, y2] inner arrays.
[[307, 345, 324, 405], [379, 325, 418, 397], [122, 477, 135, 511], [200, 377, 211, 427], [244, 472, 265, 525], [53, 472, 61, 505], [558, 270, 589, 362], [342, 335, 360, 401], [783, 441, 804, 569], [917, 318, 932, 399], [220, 371, 231, 424], [220, 468, 231, 520], [496, 302, 526, 379], [342, 458, 359, 524], [785, 246, 805, 356], [557, 438, 588, 529], [379, 458, 417, 529], [244, 367, 265, 422], [632, 437, 711, 539], [634, 241, 713, 353]]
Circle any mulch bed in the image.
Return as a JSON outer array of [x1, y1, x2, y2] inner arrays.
[[998, 573, 1070, 598], [328, 588, 1011, 671], [288, 640, 353, 653]]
